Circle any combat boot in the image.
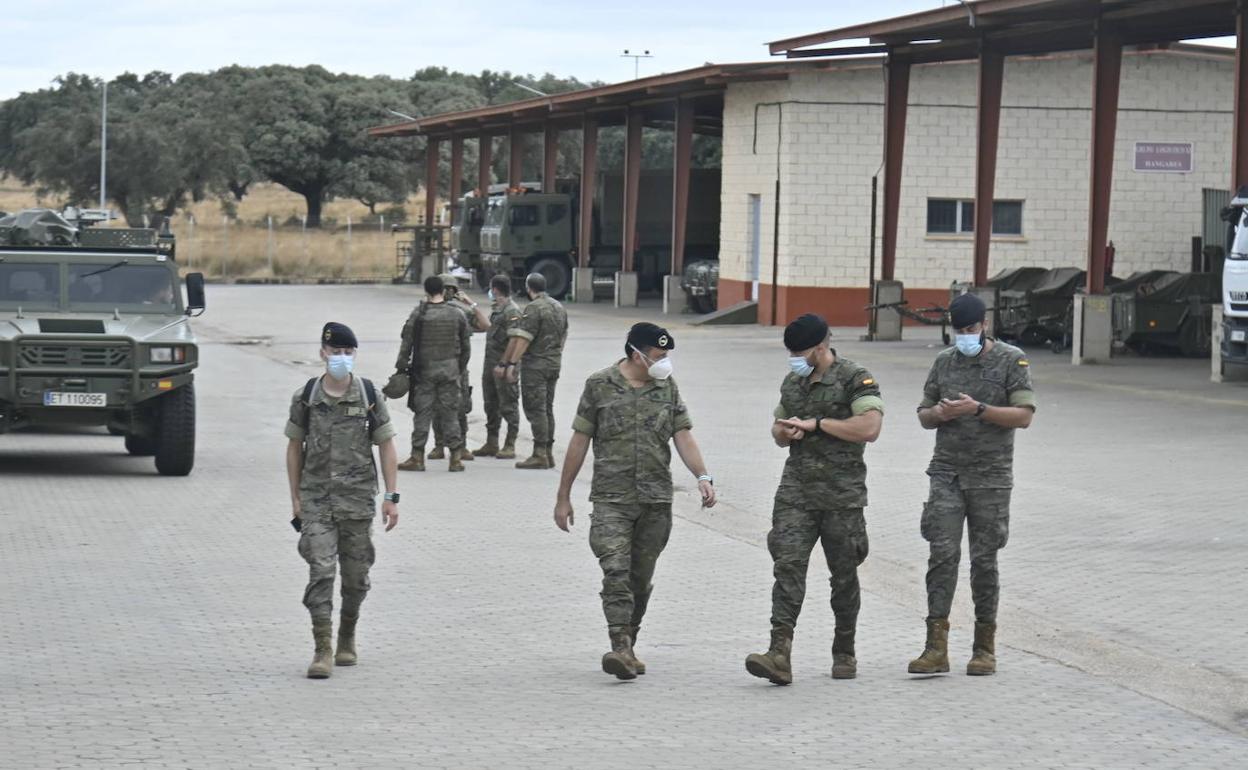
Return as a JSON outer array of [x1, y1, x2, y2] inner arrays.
[[966, 621, 997, 676], [601, 630, 638, 680], [831, 626, 857, 680], [496, 427, 518, 460], [745, 626, 794, 685], [472, 431, 500, 457], [427, 446, 445, 460], [335, 614, 358, 667], [628, 625, 646, 675], [448, 450, 465, 472], [458, 447, 475, 462], [515, 445, 548, 470], [397, 453, 425, 472], [307, 619, 334, 679], [907, 617, 951, 674], [543, 443, 557, 469]]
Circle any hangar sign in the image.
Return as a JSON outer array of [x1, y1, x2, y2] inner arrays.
[[1134, 142, 1193, 173]]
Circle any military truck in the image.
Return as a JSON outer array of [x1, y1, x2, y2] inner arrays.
[[0, 208, 206, 476], [450, 182, 542, 289], [478, 169, 720, 300]]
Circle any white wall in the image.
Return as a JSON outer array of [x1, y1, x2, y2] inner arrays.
[[719, 49, 1234, 290]]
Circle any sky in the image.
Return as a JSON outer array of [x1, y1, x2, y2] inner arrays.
[[0, 0, 954, 100]]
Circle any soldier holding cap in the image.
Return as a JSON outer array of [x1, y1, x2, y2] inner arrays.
[[285, 322, 400, 679], [746, 314, 884, 686], [554, 322, 716, 680], [908, 292, 1036, 677]]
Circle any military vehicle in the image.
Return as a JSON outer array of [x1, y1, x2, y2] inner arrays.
[[449, 183, 542, 289], [478, 169, 720, 301], [0, 208, 206, 476]]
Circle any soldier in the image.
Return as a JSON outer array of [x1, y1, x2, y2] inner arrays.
[[554, 323, 717, 680], [497, 273, 568, 469], [285, 322, 400, 679], [472, 274, 524, 459], [393, 274, 472, 472], [428, 274, 488, 464], [745, 314, 884, 686], [908, 293, 1036, 677]]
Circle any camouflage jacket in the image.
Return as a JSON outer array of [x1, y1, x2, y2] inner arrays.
[[485, 298, 523, 366], [509, 293, 567, 375], [394, 300, 470, 382], [774, 356, 883, 509], [571, 363, 693, 504], [284, 376, 397, 519], [919, 340, 1037, 489]]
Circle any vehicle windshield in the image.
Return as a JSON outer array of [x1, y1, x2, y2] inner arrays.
[[485, 200, 505, 227], [0, 262, 61, 308], [1232, 209, 1248, 260], [66, 263, 178, 311]]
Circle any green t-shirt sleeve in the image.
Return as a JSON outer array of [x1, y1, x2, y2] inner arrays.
[[284, 390, 306, 441], [570, 379, 598, 436], [849, 368, 884, 416], [671, 381, 693, 433], [1006, 354, 1037, 410], [369, 392, 397, 444], [511, 305, 541, 342], [919, 359, 941, 410]]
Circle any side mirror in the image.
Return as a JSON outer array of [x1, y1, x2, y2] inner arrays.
[[185, 272, 206, 315]]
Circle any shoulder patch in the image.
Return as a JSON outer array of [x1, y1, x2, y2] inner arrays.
[[1018, 360, 1029, 367], [861, 378, 875, 385]]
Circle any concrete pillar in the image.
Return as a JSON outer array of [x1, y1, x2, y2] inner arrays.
[[614, 271, 639, 308], [1213, 304, 1226, 382], [573, 267, 595, 304], [662, 275, 684, 315], [873, 280, 904, 341], [1072, 294, 1113, 365]]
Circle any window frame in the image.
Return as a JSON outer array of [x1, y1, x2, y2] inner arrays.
[[926, 198, 1024, 237]]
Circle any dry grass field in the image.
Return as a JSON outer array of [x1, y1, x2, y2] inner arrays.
[[0, 181, 435, 280]]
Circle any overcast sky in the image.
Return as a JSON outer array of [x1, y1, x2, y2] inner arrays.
[[1, 0, 955, 100]]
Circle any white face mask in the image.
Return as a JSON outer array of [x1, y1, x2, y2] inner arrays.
[[326, 353, 354, 380], [487, 289, 496, 302], [631, 345, 673, 381], [788, 355, 814, 377], [955, 333, 984, 357]]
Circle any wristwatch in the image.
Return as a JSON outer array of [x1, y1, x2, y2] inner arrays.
[[975, 402, 987, 418], [384, 492, 401, 503]]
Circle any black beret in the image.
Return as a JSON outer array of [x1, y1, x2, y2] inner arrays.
[[949, 293, 987, 329], [627, 322, 675, 351], [321, 322, 358, 349], [784, 313, 828, 351]]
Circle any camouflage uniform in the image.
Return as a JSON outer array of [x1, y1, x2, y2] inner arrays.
[[768, 358, 883, 632], [284, 376, 396, 621], [509, 292, 568, 448], [571, 364, 692, 633], [434, 300, 477, 449], [395, 301, 470, 453], [918, 340, 1036, 623], [482, 297, 523, 437]]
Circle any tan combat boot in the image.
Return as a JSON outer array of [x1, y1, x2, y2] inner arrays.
[[544, 443, 557, 469], [602, 630, 639, 680], [335, 614, 358, 667], [628, 625, 646, 675], [397, 453, 425, 472], [473, 431, 500, 457], [496, 427, 518, 459], [515, 444, 548, 470], [966, 621, 997, 676], [745, 626, 794, 685], [307, 619, 334, 679], [427, 446, 445, 460], [831, 626, 857, 680], [448, 449, 465, 472], [908, 617, 951, 674]]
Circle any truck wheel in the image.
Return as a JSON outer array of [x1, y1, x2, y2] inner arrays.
[[155, 384, 196, 476], [125, 434, 158, 456], [689, 294, 714, 314], [529, 257, 570, 299]]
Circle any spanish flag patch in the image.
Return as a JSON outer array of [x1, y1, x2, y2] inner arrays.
[[861, 378, 875, 385], [1018, 360, 1029, 367]]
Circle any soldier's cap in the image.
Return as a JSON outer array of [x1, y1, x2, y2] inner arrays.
[[784, 313, 828, 352], [321, 322, 358, 349], [627, 322, 675, 352], [949, 293, 987, 329]]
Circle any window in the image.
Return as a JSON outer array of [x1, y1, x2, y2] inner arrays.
[[67, 264, 176, 309], [547, 203, 568, 225], [0, 262, 60, 306], [508, 205, 539, 227], [926, 199, 1023, 236]]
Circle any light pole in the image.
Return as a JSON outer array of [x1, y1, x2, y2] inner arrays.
[[621, 49, 653, 80], [99, 82, 107, 209]]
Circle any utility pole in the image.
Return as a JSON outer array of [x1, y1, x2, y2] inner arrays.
[[620, 49, 653, 80], [99, 82, 108, 209]]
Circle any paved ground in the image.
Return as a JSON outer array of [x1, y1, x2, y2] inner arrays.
[[2, 284, 1246, 769]]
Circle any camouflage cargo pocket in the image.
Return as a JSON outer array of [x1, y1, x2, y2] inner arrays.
[[919, 501, 935, 541], [992, 503, 1010, 550]]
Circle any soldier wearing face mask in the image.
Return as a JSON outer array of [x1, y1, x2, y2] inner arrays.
[[284, 322, 400, 679], [554, 322, 717, 680], [746, 314, 883, 686], [909, 293, 1036, 677]]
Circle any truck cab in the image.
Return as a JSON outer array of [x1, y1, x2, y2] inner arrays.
[[450, 194, 487, 282], [1222, 190, 1248, 366], [480, 192, 576, 297]]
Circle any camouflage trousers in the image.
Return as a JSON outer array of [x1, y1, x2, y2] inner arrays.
[[921, 473, 1011, 623], [480, 364, 520, 433], [297, 515, 375, 621], [768, 492, 869, 630], [520, 371, 558, 445], [411, 375, 463, 452], [433, 369, 472, 448], [588, 502, 672, 633]]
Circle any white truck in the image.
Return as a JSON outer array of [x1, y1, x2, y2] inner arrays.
[[1221, 190, 1248, 369]]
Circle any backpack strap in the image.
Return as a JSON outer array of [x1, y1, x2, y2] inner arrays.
[[361, 377, 378, 436], [297, 377, 319, 432]]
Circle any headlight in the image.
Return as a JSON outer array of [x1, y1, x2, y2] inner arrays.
[[149, 346, 186, 364]]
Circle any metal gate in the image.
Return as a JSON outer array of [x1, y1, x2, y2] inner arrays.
[[1202, 187, 1231, 251]]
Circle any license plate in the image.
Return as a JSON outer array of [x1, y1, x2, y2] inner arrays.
[[1233, 330, 1247, 343], [43, 392, 107, 407]]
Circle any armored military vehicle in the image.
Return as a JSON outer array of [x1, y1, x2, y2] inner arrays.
[[0, 208, 206, 475]]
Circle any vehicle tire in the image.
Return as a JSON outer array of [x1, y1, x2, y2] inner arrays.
[[125, 434, 158, 456], [529, 257, 570, 299], [155, 384, 196, 477], [689, 294, 715, 314]]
